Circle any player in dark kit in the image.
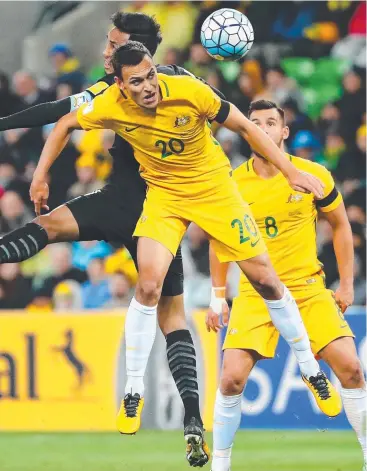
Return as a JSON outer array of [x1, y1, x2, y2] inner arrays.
[[0, 12, 225, 466]]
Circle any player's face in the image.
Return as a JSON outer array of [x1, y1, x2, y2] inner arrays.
[[103, 27, 130, 74], [250, 108, 289, 150], [116, 56, 159, 110]]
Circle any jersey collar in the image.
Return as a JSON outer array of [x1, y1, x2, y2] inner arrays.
[[158, 78, 170, 100], [249, 153, 292, 180]]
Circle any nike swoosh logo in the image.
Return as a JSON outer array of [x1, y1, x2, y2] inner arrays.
[[125, 125, 141, 132], [248, 202, 255, 205], [251, 238, 260, 247]]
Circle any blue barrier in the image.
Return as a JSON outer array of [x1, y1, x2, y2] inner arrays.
[[221, 307, 366, 429]]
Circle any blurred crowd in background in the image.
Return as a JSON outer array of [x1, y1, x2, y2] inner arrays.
[[0, 0, 365, 311]]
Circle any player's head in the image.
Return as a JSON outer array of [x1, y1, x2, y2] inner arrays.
[[112, 41, 159, 110], [248, 100, 289, 157], [103, 12, 162, 74]]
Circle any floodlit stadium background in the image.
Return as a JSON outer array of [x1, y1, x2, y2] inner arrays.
[[0, 2, 365, 471]]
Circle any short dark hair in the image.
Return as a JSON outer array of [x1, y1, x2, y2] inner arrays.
[[267, 65, 285, 76], [248, 99, 285, 123], [111, 41, 152, 79], [111, 12, 162, 56]]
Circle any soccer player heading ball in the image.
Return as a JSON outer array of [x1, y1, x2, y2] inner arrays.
[[29, 40, 341, 463]]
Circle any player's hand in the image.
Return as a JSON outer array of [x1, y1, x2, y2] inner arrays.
[[30, 177, 49, 216], [206, 288, 229, 333], [287, 170, 325, 199], [334, 284, 354, 313]]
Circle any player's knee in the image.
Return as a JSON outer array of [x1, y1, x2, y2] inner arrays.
[[33, 214, 60, 242], [136, 279, 163, 306], [251, 273, 282, 300], [220, 373, 245, 396], [338, 359, 365, 388]]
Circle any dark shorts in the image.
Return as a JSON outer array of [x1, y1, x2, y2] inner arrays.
[[66, 184, 184, 297]]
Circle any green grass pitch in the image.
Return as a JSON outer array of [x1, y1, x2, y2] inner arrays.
[[0, 430, 362, 471]]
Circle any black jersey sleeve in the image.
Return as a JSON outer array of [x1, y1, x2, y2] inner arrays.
[[157, 64, 226, 100], [0, 97, 72, 131], [0, 77, 111, 131]]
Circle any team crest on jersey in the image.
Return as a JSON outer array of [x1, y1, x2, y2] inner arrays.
[[287, 193, 303, 203], [174, 115, 190, 127]]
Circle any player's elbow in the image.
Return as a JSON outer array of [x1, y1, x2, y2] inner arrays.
[[56, 111, 80, 135]]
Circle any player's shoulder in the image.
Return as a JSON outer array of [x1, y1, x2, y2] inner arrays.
[[158, 72, 197, 85], [158, 73, 206, 95], [94, 82, 121, 102], [233, 159, 253, 183], [85, 74, 114, 98], [157, 64, 194, 77], [290, 154, 333, 180]]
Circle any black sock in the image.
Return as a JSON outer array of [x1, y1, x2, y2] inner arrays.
[[0, 223, 49, 263], [166, 329, 202, 427]]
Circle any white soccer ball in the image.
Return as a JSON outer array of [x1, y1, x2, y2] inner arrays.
[[200, 8, 254, 61]]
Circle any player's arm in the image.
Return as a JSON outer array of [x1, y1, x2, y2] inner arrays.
[[324, 203, 354, 312], [30, 93, 111, 215], [315, 167, 354, 312], [30, 110, 82, 215], [218, 104, 325, 198], [206, 243, 230, 333], [0, 82, 108, 130]]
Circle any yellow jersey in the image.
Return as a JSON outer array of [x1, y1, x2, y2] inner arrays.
[[77, 74, 231, 197], [233, 155, 342, 292]]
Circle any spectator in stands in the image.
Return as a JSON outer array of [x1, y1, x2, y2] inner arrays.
[[0, 71, 23, 117], [104, 272, 132, 308], [81, 258, 111, 309], [184, 43, 215, 81], [0, 154, 17, 188], [161, 47, 182, 66], [37, 243, 87, 301], [216, 128, 246, 169], [259, 66, 305, 110], [6, 70, 52, 166], [13, 70, 52, 107], [0, 263, 32, 309], [72, 240, 113, 271], [317, 102, 341, 144], [66, 152, 104, 200], [0, 190, 32, 234], [335, 124, 366, 189], [336, 68, 366, 145], [48, 43, 86, 94], [332, 1, 366, 68], [290, 130, 322, 161], [318, 128, 346, 171], [345, 189, 366, 225], [53, 280, 83, 311], [104, 247, 138, 287], [282, 98, 314, 144]]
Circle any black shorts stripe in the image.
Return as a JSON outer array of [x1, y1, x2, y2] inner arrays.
[[316, 186, 339, 209]]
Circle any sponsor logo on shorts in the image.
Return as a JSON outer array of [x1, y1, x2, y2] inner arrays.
[[140, 215, 147, 223], [228, 328, 238, 335]]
